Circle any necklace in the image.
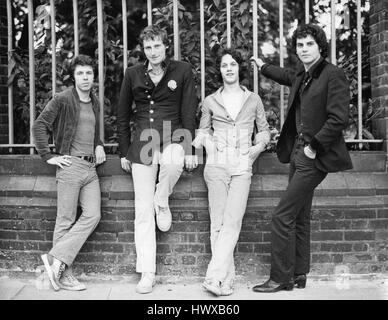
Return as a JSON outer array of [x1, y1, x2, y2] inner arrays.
[[80, 98, 91, 103]]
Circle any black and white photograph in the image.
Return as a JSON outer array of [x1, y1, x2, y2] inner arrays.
[[0, 0, 387, 313]]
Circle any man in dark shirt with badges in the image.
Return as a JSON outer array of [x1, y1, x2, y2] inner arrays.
[[118, 25, 198, 294]]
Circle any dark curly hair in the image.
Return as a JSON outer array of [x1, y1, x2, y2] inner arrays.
[[216, 47, 245, 83], [291, 23, 328, 58], [139, 25, 169, 47], [69, 54, 96, 79]]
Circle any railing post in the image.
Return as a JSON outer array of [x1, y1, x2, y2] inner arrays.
[[252, 0, 258, 95], [7, 0, 14, 153], [357, 0, 363, 149], [28, 0, 35, 154], [50, 0, 56, 96], [331, 0, 336, 65], [226, 0, 231, 48], [147, 0, 152, 26], [122, 0, 128, 72], [73, 0, 79, 56], [173, 0, 180, 60], [97, 0, 104, 143], [279, 0, 285, 128], [305, 0, 310, 24], [200, 0, 205, 102]]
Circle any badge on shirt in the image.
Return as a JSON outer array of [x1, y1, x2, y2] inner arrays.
[[167, 80, 177, 91]]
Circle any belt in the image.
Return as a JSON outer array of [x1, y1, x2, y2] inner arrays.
[[75, 155, 95, 163]]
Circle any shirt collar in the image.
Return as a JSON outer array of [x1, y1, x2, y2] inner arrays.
[[296, 56, 326, 78], [144, 57, 170, 72], [305, 57, 324, 77], [213, 85, 252, 108]]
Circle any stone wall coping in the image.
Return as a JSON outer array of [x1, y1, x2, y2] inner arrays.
[[1, 195, 388, 210], [0, 151, 386, 176], [1, 172, 388, 204]]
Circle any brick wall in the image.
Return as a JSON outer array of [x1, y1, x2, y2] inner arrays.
[[370, 0, 388, 152], [1, 154, 388, 278], [1, 202, 388, 276], [0, 2, 8, 144]]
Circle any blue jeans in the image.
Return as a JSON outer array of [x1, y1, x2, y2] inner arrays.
[[49, 157, 101, 266]]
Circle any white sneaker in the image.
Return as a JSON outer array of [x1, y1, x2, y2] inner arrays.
[[154, 203, 172, 232], [220, 279, 234, 296], [41, 254, 65, 291], [136, 272, 156, 294], [59, 273, 86, 291], [202, 279, 222, 296]]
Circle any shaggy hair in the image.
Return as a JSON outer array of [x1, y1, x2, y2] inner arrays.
[[291, 23, 328, 58], [69, 54, 96, 78], [139, 25, 169, 47], [216, 47, 245, 82]]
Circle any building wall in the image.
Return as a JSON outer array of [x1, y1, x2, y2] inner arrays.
[[370, 0, 388, 152]]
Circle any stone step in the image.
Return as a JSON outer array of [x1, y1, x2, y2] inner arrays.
[[0, 151, 386, 176], [1, 172, 388, 200]]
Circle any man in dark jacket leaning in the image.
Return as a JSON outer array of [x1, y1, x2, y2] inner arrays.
[[251, 23, 352, 292], [33, 54, 106, 291], [117, 25, 199, 294]]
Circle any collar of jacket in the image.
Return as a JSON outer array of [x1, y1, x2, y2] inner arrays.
[[212, 85, 252, 110], [295, 57, 327, 79], [143, 57, 172, 72], [71, 86, 99, 112]]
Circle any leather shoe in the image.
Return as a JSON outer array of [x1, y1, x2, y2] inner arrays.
[[252, 278, 294, 293], [294, 274, 307, 288]]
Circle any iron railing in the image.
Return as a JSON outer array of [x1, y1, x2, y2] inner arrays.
[[2, 0, 382, 153]]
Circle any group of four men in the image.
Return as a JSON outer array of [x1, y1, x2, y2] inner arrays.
[[33, 23, 352, 296]]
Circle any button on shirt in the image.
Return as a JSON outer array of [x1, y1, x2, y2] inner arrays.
[[117, 59, 198, 164], [192, 86, 270, 175], [295, 58, 322, 135]]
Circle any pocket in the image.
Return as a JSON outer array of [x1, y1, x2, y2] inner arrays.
[[299, 148, 315, 163], [302, 147, 316, 160]]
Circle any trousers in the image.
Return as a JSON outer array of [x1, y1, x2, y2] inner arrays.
[[50, 156, 101, 266], [131, 143, 185, 273], [269, 142, 327, 283], [204, 163, 252, 283]]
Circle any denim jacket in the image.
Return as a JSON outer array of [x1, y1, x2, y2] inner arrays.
[[192, 86, 270, 173], [32, 87, 103, 161]]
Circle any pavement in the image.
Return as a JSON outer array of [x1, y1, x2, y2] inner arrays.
[[1, 271, 388, 300]]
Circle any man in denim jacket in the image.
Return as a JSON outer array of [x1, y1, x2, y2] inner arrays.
[[33, 55, 106, 291]]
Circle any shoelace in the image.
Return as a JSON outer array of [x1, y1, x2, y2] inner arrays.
[[63, 274, 78, 283], [156, 206, 168, 215], [56, 263, 65, 279]]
